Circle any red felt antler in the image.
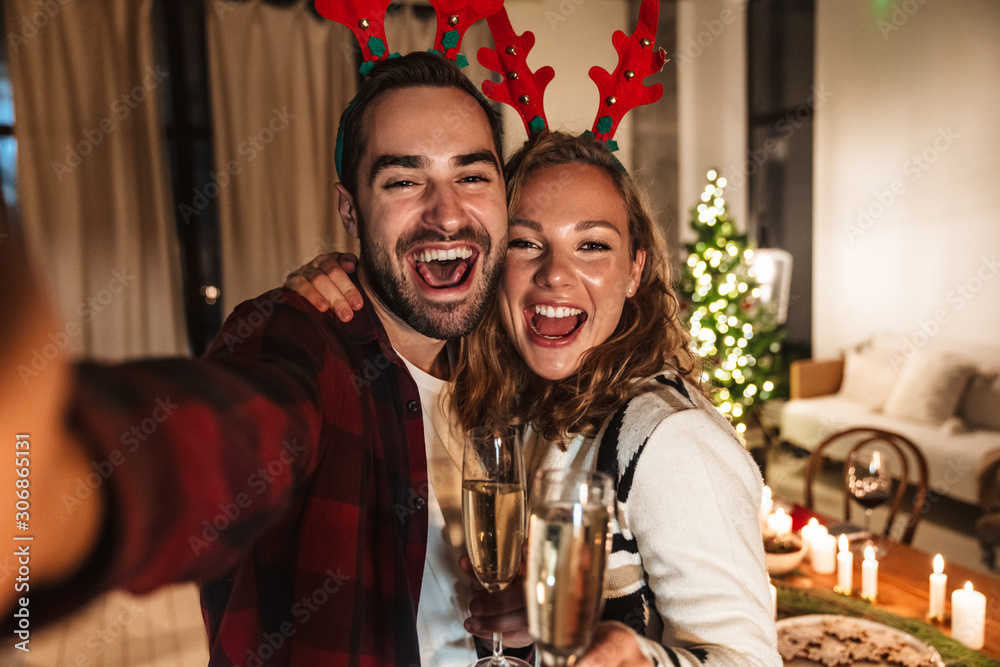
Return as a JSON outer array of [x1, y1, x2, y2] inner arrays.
[[588, 0, 667, 145], [315, 0, 394, 63], [477, 8, 554, 138], [428, 0, 505, 63]]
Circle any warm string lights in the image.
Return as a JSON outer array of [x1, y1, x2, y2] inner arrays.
[[680, 170, 783, 433]]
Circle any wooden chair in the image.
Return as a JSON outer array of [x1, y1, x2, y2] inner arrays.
[[804, 427, 929, 545], [975, 453, 1000, 570]]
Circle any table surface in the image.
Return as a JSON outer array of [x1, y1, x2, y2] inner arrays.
[[777, 503, 1000, 660]]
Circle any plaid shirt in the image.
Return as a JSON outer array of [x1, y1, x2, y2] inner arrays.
[[50, 285, 432, 666]]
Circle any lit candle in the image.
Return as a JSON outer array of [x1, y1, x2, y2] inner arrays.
[[760, 486, 773, 528], [811, 532, 837, 575], [769, 581, 777, 619], [766, 508, 792, 537], [928, 554, 947, 620], [835, 534, 853, 594], [951, 581, 986, 650], [861, 545, 878, 600], [800, 518, 825, 556]]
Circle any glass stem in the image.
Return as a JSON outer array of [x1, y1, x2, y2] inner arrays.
[[491, 631, 506, 666]]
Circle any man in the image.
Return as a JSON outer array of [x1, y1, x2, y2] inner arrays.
[[1, 52, 521, 666]]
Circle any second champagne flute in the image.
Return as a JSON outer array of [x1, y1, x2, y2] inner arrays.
[[462, 427, 531, 667], [525, 468, 615, 667]]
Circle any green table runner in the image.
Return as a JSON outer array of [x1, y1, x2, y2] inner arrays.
[[775, 584, 999, 667]]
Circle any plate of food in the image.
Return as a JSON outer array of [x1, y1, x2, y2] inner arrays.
[[776, 614, 945, 667]]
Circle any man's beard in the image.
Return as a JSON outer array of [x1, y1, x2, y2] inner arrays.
[[359, 222, 505, 340]]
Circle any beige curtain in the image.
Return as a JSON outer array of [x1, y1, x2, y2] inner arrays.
[[206, 0, 360, 312], [5, 0, 187, 360], [206, 0, 495, 311]]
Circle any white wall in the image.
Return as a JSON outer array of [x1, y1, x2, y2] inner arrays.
[[676, 0, 748, 237], [503, 0, 632, 167], [814, 0, 1000, 357]]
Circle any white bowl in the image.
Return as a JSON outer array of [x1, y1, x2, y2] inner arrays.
[[765, 533, 807, 575]]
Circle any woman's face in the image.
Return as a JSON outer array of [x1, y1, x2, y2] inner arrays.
[[499, 163, 646, 381]]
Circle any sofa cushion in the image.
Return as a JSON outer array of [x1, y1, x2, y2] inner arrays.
[[838, 349, 899, 411], [883, 353, 975, 426], [960, 371, 1000, 431]]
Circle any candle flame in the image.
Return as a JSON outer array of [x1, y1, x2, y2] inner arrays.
[[933, 554, 943, 574], [965, 581, 974, 592], [775, 507, 785, 517], [807, 518, 819, 528], [838, 534, 849, 552], [864, 545, 875, 561]]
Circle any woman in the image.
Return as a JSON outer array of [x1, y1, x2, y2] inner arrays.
[[289, 132, 780, 667]]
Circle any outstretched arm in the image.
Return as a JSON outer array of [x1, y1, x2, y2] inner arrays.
[[1, 238, 104, 614], [2, 227, 329, 626]]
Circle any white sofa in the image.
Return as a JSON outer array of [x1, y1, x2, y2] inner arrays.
[[780, 333, 1000, 507]]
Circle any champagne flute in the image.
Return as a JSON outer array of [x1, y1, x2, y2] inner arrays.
[[846, 448, 892, 553], [462, 427, 531, 667], [524, 468, 615, 667]]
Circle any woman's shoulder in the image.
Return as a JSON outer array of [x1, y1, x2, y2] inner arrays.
[[596, 368, 747, 476]]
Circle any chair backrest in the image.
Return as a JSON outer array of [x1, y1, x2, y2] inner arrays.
[[804, 427, 929, 545]]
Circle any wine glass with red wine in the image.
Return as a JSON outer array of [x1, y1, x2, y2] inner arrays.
[[846, 448, 892, 552]]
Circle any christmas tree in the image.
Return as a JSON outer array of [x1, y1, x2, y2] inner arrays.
[[678, 170, 784, 437]]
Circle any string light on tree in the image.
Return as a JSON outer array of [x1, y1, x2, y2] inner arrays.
[[679, 170, 785, 434]]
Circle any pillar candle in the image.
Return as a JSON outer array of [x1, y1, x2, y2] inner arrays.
[[766, 508, 792, 537], [952, 581, 986, 650], [929, 554, 947, 619], [800, 518, 826, 556], [811, 532, 837, 574], [861, 545, 878, 600], [836, 534, 853, 594], [769, 581, 777, 619], [760, 486, 773, 528]]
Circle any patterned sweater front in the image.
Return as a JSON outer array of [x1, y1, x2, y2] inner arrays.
[[525, 370, 782, 667]]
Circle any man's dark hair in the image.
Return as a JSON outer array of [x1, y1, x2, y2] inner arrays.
[[338, 52, 504, 197]]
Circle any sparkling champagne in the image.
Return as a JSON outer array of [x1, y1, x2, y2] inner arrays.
[[462, 480, 526, 592], [525, 502, 610, 667]]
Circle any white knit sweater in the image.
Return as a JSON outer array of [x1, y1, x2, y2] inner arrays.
[[525, 370, 782, 667]]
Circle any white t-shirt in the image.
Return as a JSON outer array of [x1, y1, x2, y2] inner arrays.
[[399, 355, 478, 666]]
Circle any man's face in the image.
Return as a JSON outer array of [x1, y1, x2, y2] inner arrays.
[[340, 86, 507, 340]]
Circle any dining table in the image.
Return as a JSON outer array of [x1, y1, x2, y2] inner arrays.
[[770, 501, 1000, 664]]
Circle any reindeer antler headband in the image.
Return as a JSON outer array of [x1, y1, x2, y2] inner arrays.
[[316, 0, 666, 175], [316, 0, 502, 72], [478, 0, 667, 153]]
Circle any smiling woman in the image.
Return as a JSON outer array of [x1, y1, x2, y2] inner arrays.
[[456, 132, 696, 442]]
